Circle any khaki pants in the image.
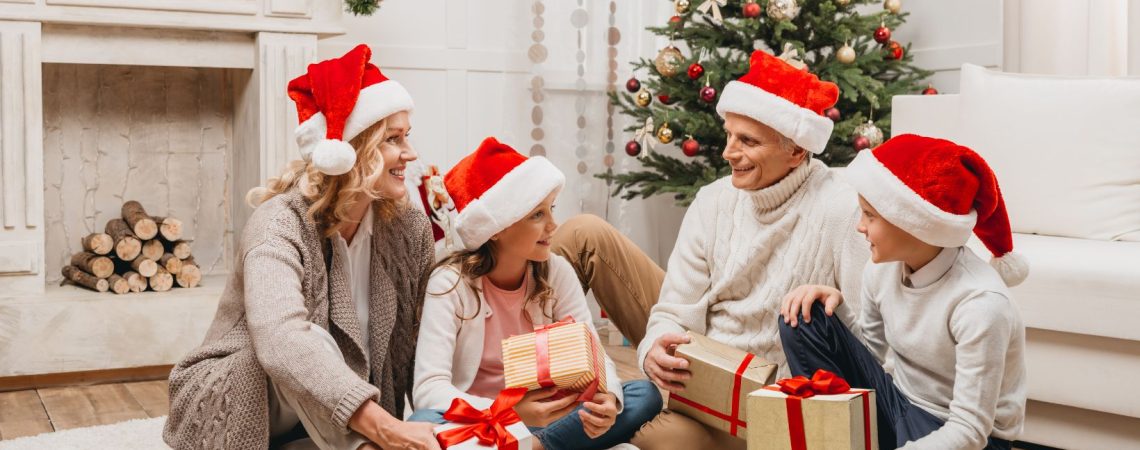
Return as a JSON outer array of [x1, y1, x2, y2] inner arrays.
[[551, 214, 744, 450]]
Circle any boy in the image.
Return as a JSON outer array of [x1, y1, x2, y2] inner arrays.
[[778, 134, 1028, 449]]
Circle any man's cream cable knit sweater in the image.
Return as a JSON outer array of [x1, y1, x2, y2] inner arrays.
[[638, 159, 869, 378]]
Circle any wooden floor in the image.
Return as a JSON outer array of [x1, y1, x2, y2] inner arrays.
[[0, 341, 641, 441]]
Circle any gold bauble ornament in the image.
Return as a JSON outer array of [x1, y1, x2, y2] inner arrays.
[[654, 45, 684, 78], [675, 0, 690, 14], [853, 120, 884, 148], [635, 90, 652, 107], [835, 0, 850, 5], [884, 0, 902, 14], [836, 43, 856, 64], [656, 123, 675, 144], [766, 0, 800, 21]]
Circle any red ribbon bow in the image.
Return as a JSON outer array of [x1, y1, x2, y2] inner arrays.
[[436, 387, 528, 450], [776, 369, 851, 398], [533, 317, 601, 402], [764, 370, 872, 450]]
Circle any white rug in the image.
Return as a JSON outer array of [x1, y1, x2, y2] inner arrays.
[[0, 417, 169, 450]]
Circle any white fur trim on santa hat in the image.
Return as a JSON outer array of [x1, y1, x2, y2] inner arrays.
[[846, 150, 977, 247], [715, 80, 834, 154], [295, 80, 414, 171], [310, 139, 357, 176], [990, 251, 1029, 287], [453, 156, 565, 250]]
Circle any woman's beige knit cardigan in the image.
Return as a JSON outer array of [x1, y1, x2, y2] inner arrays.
[[163, 188, 434, 449]]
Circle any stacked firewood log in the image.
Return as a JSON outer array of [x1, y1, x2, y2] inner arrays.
[[61, 201, 202, 294]]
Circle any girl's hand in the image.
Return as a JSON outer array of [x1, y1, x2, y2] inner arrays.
[[578, 392, 618, 438], [513, 387, 579, 428], [781, 284, 843, 327]]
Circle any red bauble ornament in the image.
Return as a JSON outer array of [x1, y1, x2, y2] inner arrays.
[[687, 63, 705, 80], [682, 137, 700, 157], [922, 85, 939, 95], [886, 41, 904, 60], [742, 1, 761, 18], [873, 26, 891, 44], [699, 86, 717, 103], [625, 140, 642, 156], [825, 107, 841, 122], [669, 15, 683, 27], [853, 135, 871, 151], [625, 78, 641, 93], [658, 94, 675, 105]]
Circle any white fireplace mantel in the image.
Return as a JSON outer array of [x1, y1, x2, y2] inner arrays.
[[0, 1, 338, 376]]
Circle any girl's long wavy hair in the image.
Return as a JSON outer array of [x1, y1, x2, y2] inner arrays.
[[431, 241, 556, 323], [245, 120, 403, 236]]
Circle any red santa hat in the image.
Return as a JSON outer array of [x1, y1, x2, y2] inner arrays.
[[846, 134, 1029, 286], [287, 44, 414, 175], [444, 137, 565, 250], [715, 50, 839, 154]]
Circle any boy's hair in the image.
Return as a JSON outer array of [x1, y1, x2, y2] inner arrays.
[[429, 242, 556, 322]]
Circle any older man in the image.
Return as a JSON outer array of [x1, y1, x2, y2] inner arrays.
[[550, 50, 870, 449]]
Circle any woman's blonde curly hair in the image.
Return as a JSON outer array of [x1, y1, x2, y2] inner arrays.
[[245, 119, 404, 237]]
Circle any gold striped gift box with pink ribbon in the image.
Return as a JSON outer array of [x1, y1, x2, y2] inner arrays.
[[501, 320, 608, 400]]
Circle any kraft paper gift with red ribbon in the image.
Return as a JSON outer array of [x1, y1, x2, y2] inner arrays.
[[747, 370, 878, 450], [667, 331, 779, 439], [501, 318, 608, 401], [434, 387, 534, 450]]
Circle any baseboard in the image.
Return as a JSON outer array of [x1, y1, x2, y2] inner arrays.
[[0, 365, 173, 392]]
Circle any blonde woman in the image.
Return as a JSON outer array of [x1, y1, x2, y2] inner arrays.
[[164, 45, 440, 450]]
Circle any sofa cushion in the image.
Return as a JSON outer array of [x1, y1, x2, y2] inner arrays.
[[967, 233, 1140, 341], [958, 64, 1140, 242]]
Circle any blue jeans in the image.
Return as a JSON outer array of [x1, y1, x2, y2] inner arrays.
[[410, 380, 662, 450], [778, 303, 1012, 450]]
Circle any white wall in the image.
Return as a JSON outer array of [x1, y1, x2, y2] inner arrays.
[[318, 0, 1005, 264]]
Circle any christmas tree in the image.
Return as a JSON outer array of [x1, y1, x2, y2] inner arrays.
[[602, 0, 933, 206]]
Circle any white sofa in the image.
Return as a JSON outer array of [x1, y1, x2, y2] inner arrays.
[[891, 65, 1140, 449]]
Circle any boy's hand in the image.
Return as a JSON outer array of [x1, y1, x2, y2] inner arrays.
[[578, 392, 618, 438], [781, 285, 843, 327]]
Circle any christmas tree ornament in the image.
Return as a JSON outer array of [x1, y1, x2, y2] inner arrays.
[[656, 122, 675, 144], [682, 136, 700, 157], [669, 15, 683, 28], [655, 45, 684, 77], [675, 0, 691, 14], [766, 0, 800, 21], [625, 140, 642, 156], [836, 0, 850, 5], [658, 93, 675, 105], [884, 0, 902, 14], [777, 43, 807, 70], [836, 42, 856, 64], [696, 0, 727, 24], [922, 84, 938, 95], [635, 89, 652, 107], [625, 77, 641, 93], [687, 62, 705, 80], [852, 135, 871, 151], [874, 24, 891, 44], [699, 84, 717, 103], [742, 0, 762, 18], [633, 117, 656, 158], [886, 40, 904, 60], [853, 120, 884, 148], [825, 107, 841, 122]]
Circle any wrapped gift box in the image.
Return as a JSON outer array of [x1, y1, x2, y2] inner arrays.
[[502, 320, 608, 399], [667, 331, 778, 439], [747, 373, 878, 450], [434, 421, 532, 450]]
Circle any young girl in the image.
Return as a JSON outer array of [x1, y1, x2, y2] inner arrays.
[[410, 137, 661, 450]]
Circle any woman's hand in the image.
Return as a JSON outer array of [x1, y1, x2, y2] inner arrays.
[[781, 284, 843, 327], [578, 392, 618, 439], [350, 401, 440, 450], [513, 387, 579, 428]]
